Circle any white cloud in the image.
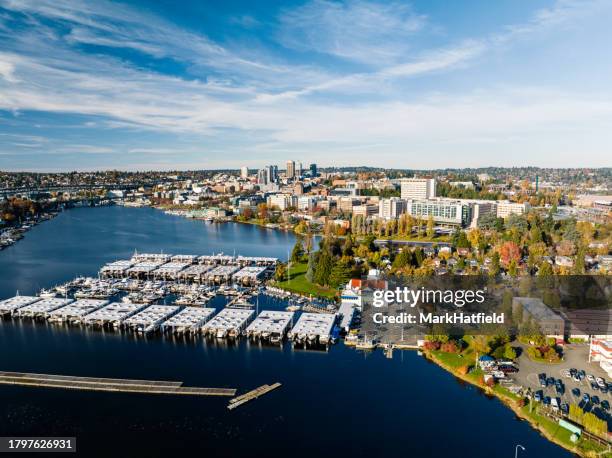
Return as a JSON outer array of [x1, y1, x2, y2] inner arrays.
[[277, 0, 427, 64]]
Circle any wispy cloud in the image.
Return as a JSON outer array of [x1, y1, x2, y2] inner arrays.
[[0, 0, 610, 170], [277, 0, 427, 65]]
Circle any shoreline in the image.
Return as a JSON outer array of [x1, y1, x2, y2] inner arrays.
[[424, 350, 608, 457]]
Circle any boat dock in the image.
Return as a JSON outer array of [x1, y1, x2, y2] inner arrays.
[[0, 295, 41, 316], [227, 383, 282, 410], [47, 299, 109, 324], [246, 311, 294, 342], [205, 265, 241, 283], [125, 260, 167, 278], [175, 264, 213, 282], [14, 297, 74, 319], [233, 266, 268, 285], [83, 302, 148, 328], [151, 262, 191, 280], [202, 308, 254, 338], [160, 307, 216, 335], [288, 312, 336, 345], [123, 304, 181, 333], [0, 371, 236, 397]]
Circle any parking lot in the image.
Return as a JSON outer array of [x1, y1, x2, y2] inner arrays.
[[509, 343, 612, 424]]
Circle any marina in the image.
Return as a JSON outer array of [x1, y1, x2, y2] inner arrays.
[[161, 307, 216, 335], [123, 304, 181, 333], [83, 302, 149, 328], [245, 311, 294, 343], [288, 312, 337, 345], [47, 299, 109, 324], [0, 295, 41, 316], [14, 297, 74, 319], [202, 308, 255, 338]]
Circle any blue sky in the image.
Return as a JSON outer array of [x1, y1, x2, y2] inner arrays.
[[0, 0, 611, 171]]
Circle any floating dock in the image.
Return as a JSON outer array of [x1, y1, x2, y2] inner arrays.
[[125, 260, 167, 278], [246, 311, 294, 342], [0, 295, 41, 316], [233, 266, 268, 285], [176, 264, 214, 282], [202, 308, 254, 338], [123, 304, 180, 333], [100, 260, 134, 277], [47, 299, 108, 324], [0, 371, 236, 397], [83, 302, 148, 328], [227, 383, 282, 410], [205, 265, 241, 283], [151, 262, 190, 279], [14, 297, 74, 319], [160, 307, 216, 335], [288, 312, 336, 345]]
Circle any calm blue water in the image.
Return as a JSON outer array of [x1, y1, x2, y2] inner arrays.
[[0, 207, 569, 457]]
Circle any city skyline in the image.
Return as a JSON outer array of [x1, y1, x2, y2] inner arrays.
[[1, 0, 612, 171]]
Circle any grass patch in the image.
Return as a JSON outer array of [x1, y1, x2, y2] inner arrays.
[[274, 261, 337, 300]]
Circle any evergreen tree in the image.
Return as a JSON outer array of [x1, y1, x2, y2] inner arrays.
[[329, 259, 352, 288], [314, 248, 333, 286], [290, 237, 304, 263], [305, 251, 317, 283]]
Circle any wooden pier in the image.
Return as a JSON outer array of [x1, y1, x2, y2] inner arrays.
[[0, 371, 236, 397], [227, 382, 281, 410]]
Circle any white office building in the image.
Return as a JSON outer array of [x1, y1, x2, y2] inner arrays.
[[496, 201, 530, 218], [378, 198, 407, 219], [400, 178, 436, 200]]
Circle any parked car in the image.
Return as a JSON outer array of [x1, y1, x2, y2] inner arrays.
[[572, 388, 581, 397], [583, 393, 591, 403], [544, 396, 551, 405], [587, 374, 595, 382], [561, 403, 569, 414], [555, 384, 565, 395], [535, 391, 543, 402], [546, 377, 555, 386], [596, 377, 606, 388], [592, 395, 600, 405], [562, 370, 571, 378], [498, 365, 518, 374], [591, 382, 600, 391], [600, 386, 608, 395], [601, 400, 610, 410]]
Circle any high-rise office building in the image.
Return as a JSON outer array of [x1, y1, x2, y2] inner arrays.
[[240, 166, 248, 179], [309, 163, 317, 177], [296, 161, 303, 178], [400, 178, 436, 200], [257, 168, 267, 185], [286, 160, 295, 179]]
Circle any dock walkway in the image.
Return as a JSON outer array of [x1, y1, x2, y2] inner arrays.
[[227, 383, 281, 410], [0, 371, 236, 397]]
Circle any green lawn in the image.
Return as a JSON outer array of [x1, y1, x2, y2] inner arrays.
[[274, 261, 337, 299]]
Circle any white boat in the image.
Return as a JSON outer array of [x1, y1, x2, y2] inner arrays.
[[39, 288, 57, 298]]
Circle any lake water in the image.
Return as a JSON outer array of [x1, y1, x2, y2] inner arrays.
[[0, 207, 569, 457]]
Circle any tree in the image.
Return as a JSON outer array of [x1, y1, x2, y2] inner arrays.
[[499, 241, 520, 267], [329, 258, 352, 288], [314, 248, 333, 286], [305, 251, 317, 283], [426, 215, 435, 238], [503, 345, 517, 360], [392, 249, 412, 269], [290, 237, 304, 263], [274, 263, 287, 282]]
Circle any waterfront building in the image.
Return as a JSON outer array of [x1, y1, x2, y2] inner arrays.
[[297, 196, 318, 212], [406, 198, 471, 227], [496, 200, 530, 218], [378, 198, 407, 220], [400, 178, 436, 200]]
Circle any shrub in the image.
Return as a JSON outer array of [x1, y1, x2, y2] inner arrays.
[[441, 340, 460, 353], [423, 341, 441, 351], [457, 365, 469, 376]]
